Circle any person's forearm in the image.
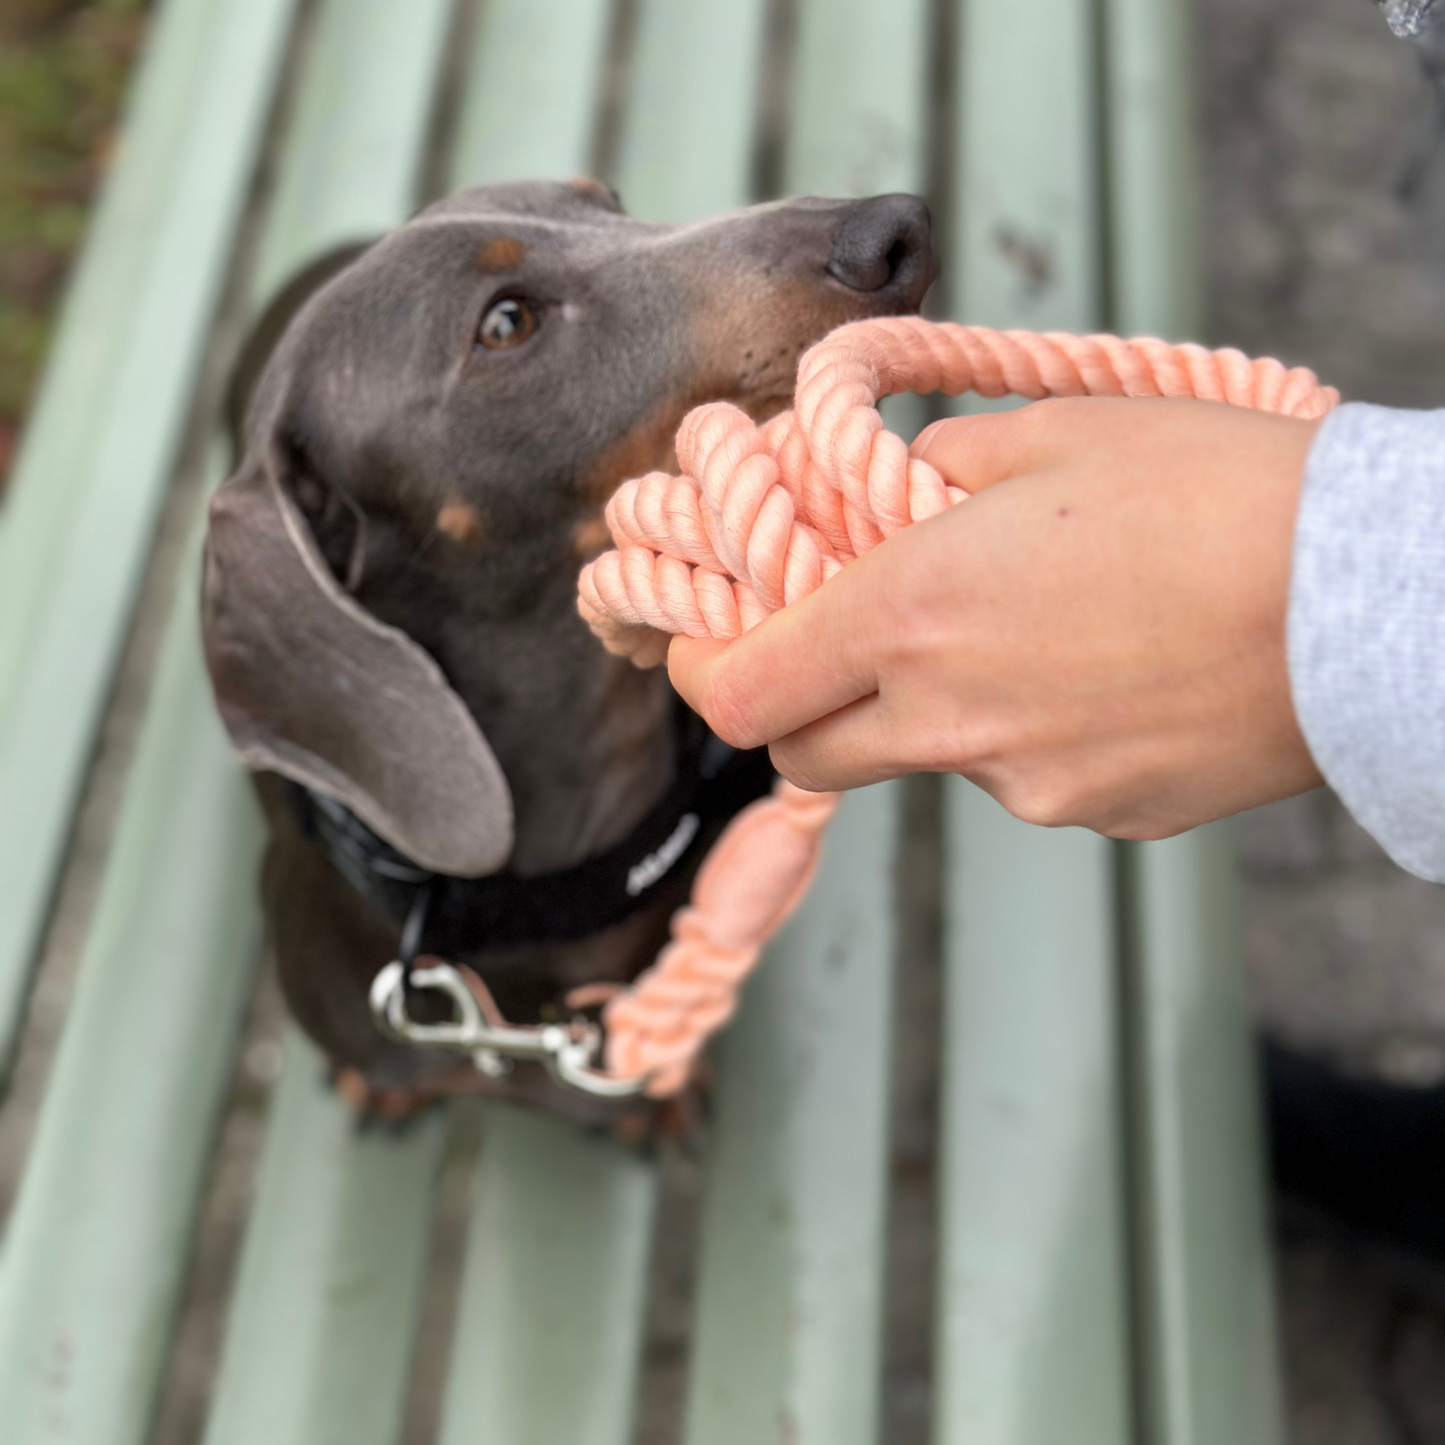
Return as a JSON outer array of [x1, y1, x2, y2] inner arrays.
[[1289, 403, 1445, 881]]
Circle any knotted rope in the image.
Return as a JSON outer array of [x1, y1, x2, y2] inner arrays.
[[588, 315, 1340, 1095]]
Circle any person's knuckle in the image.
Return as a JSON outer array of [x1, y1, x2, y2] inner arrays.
[[1101, 816, 1177, 843], [918, 721, 974, 773], [1009, 792, 1069, 829], [925, 713, 1003, 775], [999, 774, 1086, 830]]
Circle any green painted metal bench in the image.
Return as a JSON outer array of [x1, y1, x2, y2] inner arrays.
[[0, 0, 1283, 1441]]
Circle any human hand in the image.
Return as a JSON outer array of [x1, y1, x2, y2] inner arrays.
[[667, 396, 1325, 840]]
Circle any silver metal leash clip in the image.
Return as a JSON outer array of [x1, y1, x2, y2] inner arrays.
[[368, 959, 650, 1099]]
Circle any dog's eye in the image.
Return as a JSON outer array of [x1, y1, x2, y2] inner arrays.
[[477, 297, 536, 350]]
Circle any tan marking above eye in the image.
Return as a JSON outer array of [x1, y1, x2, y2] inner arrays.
[[437, 499, 483, 545], [475, 237, 526, 272]]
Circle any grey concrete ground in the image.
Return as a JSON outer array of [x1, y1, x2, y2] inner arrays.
[[1200, 0, 1445, 1438]]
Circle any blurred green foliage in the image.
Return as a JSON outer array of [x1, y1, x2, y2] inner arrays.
[[0, 0, 149, 486]]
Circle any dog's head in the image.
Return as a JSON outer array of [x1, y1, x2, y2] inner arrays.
[[203, 180, 935, 877]]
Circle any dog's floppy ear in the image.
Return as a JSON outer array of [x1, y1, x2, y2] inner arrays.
[[202, 453, 514, 878]]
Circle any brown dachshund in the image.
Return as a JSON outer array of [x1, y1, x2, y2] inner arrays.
[[202, 180, 935, 1120]]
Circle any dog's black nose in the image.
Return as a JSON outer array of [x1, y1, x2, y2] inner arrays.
[[827, 194, 936, 304]]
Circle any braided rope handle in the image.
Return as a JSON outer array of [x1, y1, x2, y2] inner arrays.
[[592, 316, 1340, 1094], [578, 316, 1339, 662]]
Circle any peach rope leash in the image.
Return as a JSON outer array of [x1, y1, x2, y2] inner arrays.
[[585, 315, 1340, 1095], [598, 780, 839, 1096]]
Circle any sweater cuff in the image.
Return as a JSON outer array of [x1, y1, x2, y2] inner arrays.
[[1288, 402, 1445, 881]]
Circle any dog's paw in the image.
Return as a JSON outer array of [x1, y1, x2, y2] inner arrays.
[[329, 1063, 440, 1129], [602, 1087, 707, 1151]]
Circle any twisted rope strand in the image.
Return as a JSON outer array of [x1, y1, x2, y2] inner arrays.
[[579, 320, 1337, 665], [589, 317, 1340, 1095], [603, 782, 840, 1094]]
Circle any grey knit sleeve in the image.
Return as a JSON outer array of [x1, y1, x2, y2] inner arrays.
[[1287, 402, 1445, 882]]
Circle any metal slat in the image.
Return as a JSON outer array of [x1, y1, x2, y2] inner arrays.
[[434, 1111, 658, 1445], [0, 0, 281, 700], [197, 2, 456, 1438], [449, 0, 613, 188], [429, 13, 661, 1441], [1102, 0, 1202, 341], [1120, 833, 1283, 1445], [682, 5, 926, 1439], [0, 0, 297, 1066], [783, 0, 929, 201], [0, 514, 266, 1445], [1101, 6, 1282, 1440], [784, 0, 932, 447], [937, 793, 1131, 1444], [248, 0, 456, 299], [204, 1034, 445, 1445], [953, 0, 1101, 338], [685, 785, 899, 1445], [609, 0, 769, 222], [935, 3, 1132, 1441], [435, 1107, 656, 1445], [0, 0, 210, 652]]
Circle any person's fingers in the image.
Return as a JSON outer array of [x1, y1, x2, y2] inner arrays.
[[908, 406, 1055, 495], [763, 691, 903, 793], [666, 560, 885, 749], [664, 634, 730, 712], [907, 416, 954, 458]]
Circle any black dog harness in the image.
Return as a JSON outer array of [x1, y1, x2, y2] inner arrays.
[[288, 710, 776, 1096]]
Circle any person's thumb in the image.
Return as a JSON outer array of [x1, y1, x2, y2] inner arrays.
[[910, 407, 1048, 494]]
